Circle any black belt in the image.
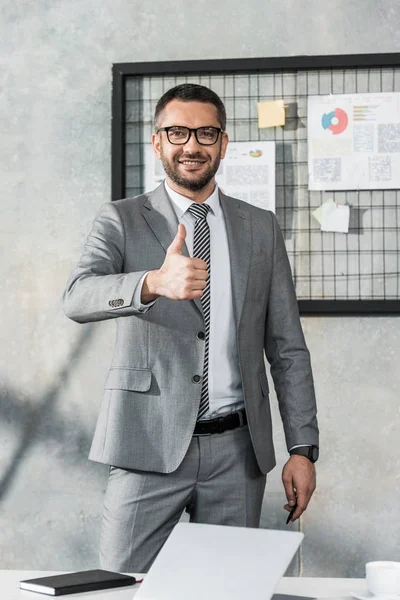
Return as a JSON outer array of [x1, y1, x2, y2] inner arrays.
[[193, 409, 247, 435]]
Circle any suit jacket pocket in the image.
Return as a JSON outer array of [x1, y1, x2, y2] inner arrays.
[[259, 372, 270, 397], [105, 367, 152, 392]]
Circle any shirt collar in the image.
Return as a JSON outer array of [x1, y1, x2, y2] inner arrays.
[[164, 180, 221, 219]]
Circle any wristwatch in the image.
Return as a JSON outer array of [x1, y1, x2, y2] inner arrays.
[[289, 445, 319, 463]]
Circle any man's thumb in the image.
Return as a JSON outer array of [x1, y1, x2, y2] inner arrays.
[[168, 224, 186, 254]]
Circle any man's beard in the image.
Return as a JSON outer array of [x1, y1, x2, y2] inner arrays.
[[160, 149, 221, 192]]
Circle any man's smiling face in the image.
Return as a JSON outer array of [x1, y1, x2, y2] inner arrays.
[[152, 100, 228, 194]]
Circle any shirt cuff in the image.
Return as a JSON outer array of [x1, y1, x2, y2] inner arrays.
[[289, 444, 311, 451], [132, 271, 157, 312]]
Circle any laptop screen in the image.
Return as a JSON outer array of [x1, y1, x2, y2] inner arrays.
[[135, 522, 304, 600]]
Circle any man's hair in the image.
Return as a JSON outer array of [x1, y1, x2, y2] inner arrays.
[[154, 83, 226, 131]]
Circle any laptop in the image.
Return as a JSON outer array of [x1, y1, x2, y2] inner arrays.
[[135, 522, 304, 600]]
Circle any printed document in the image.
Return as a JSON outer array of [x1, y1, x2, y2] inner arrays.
[[308, 92, 400, 190]]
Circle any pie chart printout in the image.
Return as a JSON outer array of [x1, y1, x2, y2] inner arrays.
[[321, 108, 349, 135]]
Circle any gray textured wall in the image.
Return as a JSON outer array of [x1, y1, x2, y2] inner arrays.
[[1, 0, 400, 575]]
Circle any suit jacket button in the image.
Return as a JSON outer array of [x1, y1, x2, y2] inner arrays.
[[192, 375, 201, 383], [196, 331, 205, 340]]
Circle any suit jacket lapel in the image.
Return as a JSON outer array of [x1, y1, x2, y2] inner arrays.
[[220, 192, 252, 328], [142, 183, 203, 316], [142, 183, 189, 255]]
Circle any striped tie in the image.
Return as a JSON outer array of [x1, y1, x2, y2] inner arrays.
[[188, 202, 211, 420]]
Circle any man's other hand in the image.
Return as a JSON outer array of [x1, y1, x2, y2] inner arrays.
[[142, 224, 209, 302], [282, 455, 316, 522]]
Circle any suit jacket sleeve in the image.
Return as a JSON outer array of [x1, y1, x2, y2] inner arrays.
[[264, 212, 319, 450], [62, 202, 155, 323]]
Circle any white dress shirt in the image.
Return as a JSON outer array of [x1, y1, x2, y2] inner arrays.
[[133, 181, 245, 419]]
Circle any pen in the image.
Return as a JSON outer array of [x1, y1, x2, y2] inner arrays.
[[286, 504, 297, 524]]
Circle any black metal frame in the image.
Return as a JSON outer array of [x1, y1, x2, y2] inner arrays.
[[111, 53, 400, 316]]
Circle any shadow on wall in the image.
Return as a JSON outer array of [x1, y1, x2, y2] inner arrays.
[[0, 326, 95, 502]]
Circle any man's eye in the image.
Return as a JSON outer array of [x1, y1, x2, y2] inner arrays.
[[170, 129, 186, 137], [199, 129, 215, 138]]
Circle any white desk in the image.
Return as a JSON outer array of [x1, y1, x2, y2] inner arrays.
[[2, 570, 369, 600]]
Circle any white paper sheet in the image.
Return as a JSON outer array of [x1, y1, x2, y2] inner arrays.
[[144, 141, 275, 212], [308, 92, 400, 190], [312, 201, 330, 225], [320, 201, 350, 233]]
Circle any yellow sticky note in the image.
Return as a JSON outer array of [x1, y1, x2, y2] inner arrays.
[[257, 100, 285, 128]]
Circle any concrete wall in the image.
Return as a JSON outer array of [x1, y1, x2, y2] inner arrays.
[[1, 0, 399, 575]]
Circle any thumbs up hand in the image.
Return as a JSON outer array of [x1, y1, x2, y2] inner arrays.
[[142, 224, 209, 302]]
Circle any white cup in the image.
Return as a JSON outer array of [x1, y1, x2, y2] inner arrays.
[[366, 561, 400, 596]]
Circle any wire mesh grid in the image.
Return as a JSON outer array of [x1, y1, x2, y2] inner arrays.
[[124, 67, 400, 301]]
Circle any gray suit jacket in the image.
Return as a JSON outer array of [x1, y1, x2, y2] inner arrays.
[[62, 184, 318, 474]]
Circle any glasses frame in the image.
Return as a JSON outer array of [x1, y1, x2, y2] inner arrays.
[[156, 126, 224, 146]]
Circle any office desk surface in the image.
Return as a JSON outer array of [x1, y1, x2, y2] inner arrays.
[[3, 570, 370, 599], [3, 570, 369, 600]]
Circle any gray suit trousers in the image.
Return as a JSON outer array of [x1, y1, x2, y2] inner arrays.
[[99, 425, 266, 573]]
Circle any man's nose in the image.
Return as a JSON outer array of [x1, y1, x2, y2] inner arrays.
[[182, 130, 202, 152]]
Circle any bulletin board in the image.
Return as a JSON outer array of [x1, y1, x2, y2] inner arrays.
[[111, 54, 400, 315]]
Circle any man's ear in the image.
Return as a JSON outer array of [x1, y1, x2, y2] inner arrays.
[[152, 132, 161, 158], [220, 132, 229, 160]]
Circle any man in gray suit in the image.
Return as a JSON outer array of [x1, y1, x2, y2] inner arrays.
[[63, 83, 319, 573]]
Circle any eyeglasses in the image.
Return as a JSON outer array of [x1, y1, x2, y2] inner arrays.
[[156, 126, 223, 146]]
